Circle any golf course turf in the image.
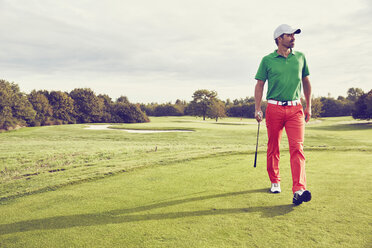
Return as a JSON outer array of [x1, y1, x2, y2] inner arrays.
[[0, 116, 371, 247]]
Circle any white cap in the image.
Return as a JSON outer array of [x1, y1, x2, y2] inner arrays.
[[273, 24, 301, 39]]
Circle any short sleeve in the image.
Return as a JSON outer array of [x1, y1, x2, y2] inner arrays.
[[255, 58, 267, 82], [302, 55, 310, 78]]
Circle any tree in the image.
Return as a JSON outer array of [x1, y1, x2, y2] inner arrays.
[[116, 96, 130, 104], [301, 96, 324, 119], [352, 89, 372, 120], [174, 99, 187, 115], [140, 103, 156, 116], [0, 80, 36, 130], [98, 94, 114, 123], [319, 97, 343, 117], [0, 106, 15, 130], [243, 96, 255, 104], [207, 100, 226, 121], [111, 102, 149, 123], [28, 90, 53, 126], [11, 91, 36, 127], [189, 89, 218, 120], [154, 104, 183, 116], [310, 97, 323, 119], [347, 88, 364, 102], [225, 98, 232, 107], [48, 91, 75, 124], [225, 99, 258, 118], [226, 104, 244, 118], [69, 88, 103, 123], [338, 97, 354, 116]]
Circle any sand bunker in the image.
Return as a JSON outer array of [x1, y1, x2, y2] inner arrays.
[[305, 120, 322, 125], [84, 125, 193, 133]]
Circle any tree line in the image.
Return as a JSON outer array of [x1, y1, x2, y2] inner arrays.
[[141, 88, 372, 121], [1, 79, 371, 131], [0, 79, 149, 130]]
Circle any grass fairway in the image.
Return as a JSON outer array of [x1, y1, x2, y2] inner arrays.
[[0, 116, 371, 247]]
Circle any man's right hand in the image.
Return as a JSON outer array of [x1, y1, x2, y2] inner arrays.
[[255, 110, 263, 122], [254, 80, 265, 123]]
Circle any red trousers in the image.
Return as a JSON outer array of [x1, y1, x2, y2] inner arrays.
[[265, 103, 307, 193]]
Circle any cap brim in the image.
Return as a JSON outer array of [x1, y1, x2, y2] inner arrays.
[[284, 28, 301, 35]]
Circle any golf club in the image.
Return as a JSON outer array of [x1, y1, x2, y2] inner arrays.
[[254, 121, 260, 168]]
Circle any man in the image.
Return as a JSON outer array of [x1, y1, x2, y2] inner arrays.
[[254, 24, 312, 205]]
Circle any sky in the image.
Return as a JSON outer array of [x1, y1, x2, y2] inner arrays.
[[0, 0, 371, 103]]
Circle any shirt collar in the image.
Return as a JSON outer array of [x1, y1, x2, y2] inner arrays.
[[273, 49, 294, 58]]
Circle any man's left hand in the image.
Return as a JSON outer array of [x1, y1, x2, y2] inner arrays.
[[304, 107, 311, 123]]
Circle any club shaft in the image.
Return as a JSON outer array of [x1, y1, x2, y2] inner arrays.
[[254, 122, 260, 167]]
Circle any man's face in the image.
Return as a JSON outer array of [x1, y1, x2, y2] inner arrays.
[[280, 33, 295, 48]]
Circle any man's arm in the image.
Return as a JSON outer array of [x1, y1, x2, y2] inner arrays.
[[302, 76, 312, 123], [254, 80, 265, 122]]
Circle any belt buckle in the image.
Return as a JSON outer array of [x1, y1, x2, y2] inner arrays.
[[282, 101, 288, 106]]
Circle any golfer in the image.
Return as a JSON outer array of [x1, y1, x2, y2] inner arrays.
[[254, 24, 312, 205]]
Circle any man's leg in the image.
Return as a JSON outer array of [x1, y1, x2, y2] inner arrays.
[[265, 104, 285, 184], [284, 105, 306, 194]]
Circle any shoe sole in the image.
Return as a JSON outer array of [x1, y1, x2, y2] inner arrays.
[[302, 190, 312, 202], [271, 190, 281, 193], [293, 190, 312, 205]]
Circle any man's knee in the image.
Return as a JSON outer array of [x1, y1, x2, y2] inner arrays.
[[289, 142, 304, 155]]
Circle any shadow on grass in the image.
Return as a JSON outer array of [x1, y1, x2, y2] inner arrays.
[[0, 189, 294, 235]]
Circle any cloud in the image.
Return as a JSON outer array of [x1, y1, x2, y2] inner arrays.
[[0, 0, 371, 102]]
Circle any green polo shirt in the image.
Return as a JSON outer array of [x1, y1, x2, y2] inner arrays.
[[255, 50, 309, 101]]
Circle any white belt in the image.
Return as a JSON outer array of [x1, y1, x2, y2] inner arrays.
[[268, 99, 301, 106]]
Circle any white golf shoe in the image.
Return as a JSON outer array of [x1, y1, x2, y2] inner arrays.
[[270, 183, 281, 193]]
